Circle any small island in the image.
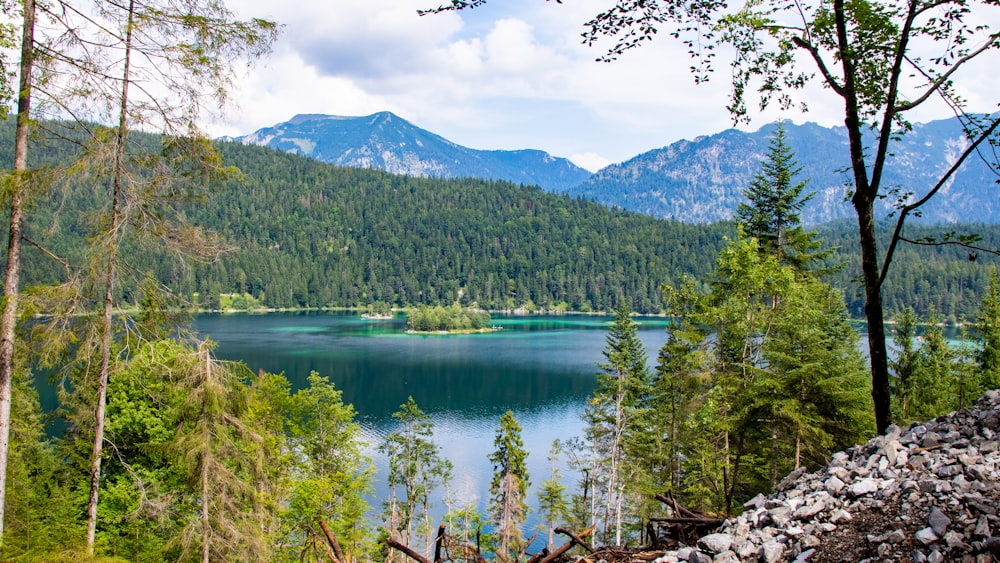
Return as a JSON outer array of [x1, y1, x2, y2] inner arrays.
[[360, 301, 393, 320], [405, 304, 500, 334]]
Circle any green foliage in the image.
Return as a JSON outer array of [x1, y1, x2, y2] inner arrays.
[[488, 410, 529, 560], [583, 302, 649, 545], [283, 372, 375, 560], [536, 440, 568, 551], [380, 397, 452, 561], [660, 234, 873, 516], [736, 121, 830, 272], [975, 268, 1000, 390], [406, 304, 492, 332]]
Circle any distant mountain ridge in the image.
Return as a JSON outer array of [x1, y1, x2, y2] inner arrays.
[[569, 118, 1000, 224], [230, 111, 593, 192]]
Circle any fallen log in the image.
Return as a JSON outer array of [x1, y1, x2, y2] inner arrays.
[[526, 524, 596, 563], [386, 538, 429, 563], [648, 517, 724, 526]]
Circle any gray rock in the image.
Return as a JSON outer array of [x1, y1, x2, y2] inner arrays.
[[929, 506, 951, 537], [794, 499, 826, 520], [743, 493, 766, 510], [915, 527, 939, 545], [829, 509, 853, 524], [974, 515, 991, 538], [886, 529, 908, 543], [760, 540, 785, 563], [984, 536, 1000, 555], [824, 476, 845, 494], [848, 478, 879, 498], [697, 533, 734, 554]]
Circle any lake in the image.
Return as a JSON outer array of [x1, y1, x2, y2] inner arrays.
[[193, 311, 672, 537]]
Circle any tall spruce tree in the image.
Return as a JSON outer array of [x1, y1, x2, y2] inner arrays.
[[584, 302, 648, 545], [889, 307, 922, 423], [735, 121, 827, 271], [536, 440, 568, 552], [488, 410, 529, 561]]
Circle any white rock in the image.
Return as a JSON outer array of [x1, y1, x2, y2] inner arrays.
[[848, 478, 878, 497]]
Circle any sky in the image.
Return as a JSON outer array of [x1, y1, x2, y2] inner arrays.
[[208, 0, 1000, 172]]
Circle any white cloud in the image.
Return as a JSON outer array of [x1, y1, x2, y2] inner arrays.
[[211, 0, 999, 165]]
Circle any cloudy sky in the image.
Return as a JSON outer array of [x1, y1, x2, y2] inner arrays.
[[209, 0, 999, 171]]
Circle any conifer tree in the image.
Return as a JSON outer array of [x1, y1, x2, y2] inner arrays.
[[584, 302, 648, 545], [536, 440, 567, 552], [735, 121, 827, 271], [286, 372, 374, 560], [976, 268, 1000, 391], [890, 307, 921, 422], [488, 410, 529, 561]]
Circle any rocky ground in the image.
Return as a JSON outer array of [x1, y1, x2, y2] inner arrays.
[[568, 390, 1000, 563]]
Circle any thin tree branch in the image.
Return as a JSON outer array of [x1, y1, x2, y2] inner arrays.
[[896, 35, 998, 113], [791, 36, 844, 96], [879, 115, 1000, 287]]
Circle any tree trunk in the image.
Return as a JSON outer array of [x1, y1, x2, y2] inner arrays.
[[201, 451, 210, 563], [85, 1, 135, 552], [856, 200, 892, 434], [0, 0, 35, 547]]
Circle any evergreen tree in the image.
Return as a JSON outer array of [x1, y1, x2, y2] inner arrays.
[[890, 307, 921, 422], [488, 410, 529, 561], [536, 440, 568, 552], [171, 342, 277, 562], [584, 302, 648, 545], [912, 308, 958, 420], [285, 372, 374, 560], [976, 268, 1000, 391], [381, 397, 452, 561], [735, 122, 828, 272]]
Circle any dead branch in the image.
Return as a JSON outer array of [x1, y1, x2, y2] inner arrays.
[[386, 538, 429, 563], [318, 518, 345, 563], [527, 524, 597, 563]]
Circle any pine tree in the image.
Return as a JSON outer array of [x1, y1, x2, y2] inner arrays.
[[584, 302, 648, 545], [890, 307, 921, 422], [735, 121, 828, 271], [488, 410, 529, 561]]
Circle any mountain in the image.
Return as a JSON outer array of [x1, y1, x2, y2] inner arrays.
[[230, 112, 593, 192], [570, 118, 1000, 224], [6, 123, 999, 318]]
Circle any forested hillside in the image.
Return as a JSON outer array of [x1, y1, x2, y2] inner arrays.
[[4, 129, 998, 317]]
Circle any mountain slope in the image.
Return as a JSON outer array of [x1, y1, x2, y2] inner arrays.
[[571, 118, 1000, 224], [231, 112, 593, 192]]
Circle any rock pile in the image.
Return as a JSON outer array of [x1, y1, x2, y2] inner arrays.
[[651, 390, 1000, 563]]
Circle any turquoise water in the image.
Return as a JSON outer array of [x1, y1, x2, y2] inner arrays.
[[193, 311, 671, 540]]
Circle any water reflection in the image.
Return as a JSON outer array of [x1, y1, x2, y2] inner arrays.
[[194, 312, 671, 542]]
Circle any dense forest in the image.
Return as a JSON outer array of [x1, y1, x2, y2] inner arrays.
[[2, 0, 997, 560], [4, 127, 998, 318]]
